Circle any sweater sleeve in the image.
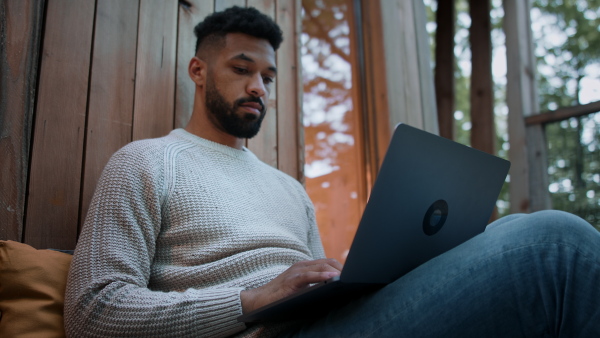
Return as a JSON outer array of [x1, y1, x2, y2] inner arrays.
[[64, 143, 247, 338], [301, 184, 327, 260]]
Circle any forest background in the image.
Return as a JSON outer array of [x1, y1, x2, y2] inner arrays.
[[424, 0, 600, 229]]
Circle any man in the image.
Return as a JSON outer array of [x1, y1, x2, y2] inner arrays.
[[65, 6, 600, 337]]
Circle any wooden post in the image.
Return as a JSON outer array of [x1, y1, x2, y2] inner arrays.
[[79, 0, 139, 232], [247, 0, 279, 168], [276, 0, 304, 181], [379, 0, 439, 136], [360, 0, 391, 177], [132, 0, 177, 141], [469, 0, 495, 155], [24, 0, 95, 249], [503, 0, 551, 213], [0, 0, 45, 242], [435, 0, 456, 140], [175, 0, 215, 129]]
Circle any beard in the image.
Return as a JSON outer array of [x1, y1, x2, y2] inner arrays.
[[205, 78, 266, 139]]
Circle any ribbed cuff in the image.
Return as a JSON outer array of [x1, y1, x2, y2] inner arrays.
[[193, 288, 247, 337]]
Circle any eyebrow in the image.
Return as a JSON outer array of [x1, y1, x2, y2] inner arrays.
[[232, 53, 277, 74]]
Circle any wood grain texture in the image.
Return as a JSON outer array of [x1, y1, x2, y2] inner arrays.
[[276, 0, 302, 181], [504, 0, 550, 213], [132, 0, 177, 141], [525, 100, 600, 126], [246, 0, 279, 168], [79, 0, 139, 231], [360, 0, 391, 179], [379, 0, 424, 130], [0, 0, 44, 242], [526, 124, 551, 211], [215, 0, 246, 11], [412, 0, 439, 135], [175, 0, 214, 129], [24, 0, 95, 249], [434, 0, 455, 140], [469, 0, 495, 155]]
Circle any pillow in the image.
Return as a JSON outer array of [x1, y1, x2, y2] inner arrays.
[[0, 240, 72, 338]]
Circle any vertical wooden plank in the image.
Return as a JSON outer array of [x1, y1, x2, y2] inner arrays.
[[504, 0, 550, 213], [24, 0, 95, 249], [132, 0, 177, 141], [525, 124, 551, 211], [276, 0, 303, 181], [413, 0, 439, 135], [469, 0, 495, 155], [379, 0, 424, 131], [435, 0, 455, 140], [80, 0, 139, 230], [360, 0, 391, 176], [0, 0, 44, 242], [215, 0, 246, 11], [247, 0, 278, 167], [504, 0, 530, 213], [175, 0, 215, 129]]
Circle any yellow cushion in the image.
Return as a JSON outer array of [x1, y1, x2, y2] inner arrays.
[[0, 240, 72, 338]]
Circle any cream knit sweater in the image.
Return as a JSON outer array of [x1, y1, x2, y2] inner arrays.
[[64, 129, 325, 337]]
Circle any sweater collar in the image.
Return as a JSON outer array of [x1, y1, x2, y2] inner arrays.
[[170, 129, 257, 161]]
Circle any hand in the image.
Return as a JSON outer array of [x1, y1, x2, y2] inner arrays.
[[240, 258, 343, 314]]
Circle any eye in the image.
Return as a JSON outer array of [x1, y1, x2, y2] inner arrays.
[[233, 67, 248, 74], [263, 76, 274, 85]]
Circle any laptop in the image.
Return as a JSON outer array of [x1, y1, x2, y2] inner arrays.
[[238, 123, 510, 322]]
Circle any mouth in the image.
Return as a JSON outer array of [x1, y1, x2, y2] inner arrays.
[[238, 100, 265, 119]]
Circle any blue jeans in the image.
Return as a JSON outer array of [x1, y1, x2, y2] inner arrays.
[[281, 210, 600, 337]]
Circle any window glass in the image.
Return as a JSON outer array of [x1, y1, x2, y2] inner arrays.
[[302, 0, 367, 262]]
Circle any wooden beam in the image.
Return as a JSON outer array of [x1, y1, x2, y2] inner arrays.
[[79, 0, 139, 233], [25, 0, 95, 249], [469, 0, 495, 155], [276, 0, 303, 181], [0, 0, 45, 242], [435, 0, 455, 140], [525, 100, 600, 126], [247, 0, 279, 168], [175, 0, 214, 129], [215, 0, 245, 11], [379, 0, 438, 135], [504, 0, 550, 213], [413, 0, 439, 135], [132, 0, 177, 141], [360, 0, 391, 180]]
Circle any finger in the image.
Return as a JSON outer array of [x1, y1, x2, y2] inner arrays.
[[302, 258, 343, 272], [285, 270, 340, 288], [324, 258, 344, 271]]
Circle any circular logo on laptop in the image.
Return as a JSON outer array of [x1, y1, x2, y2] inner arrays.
[[423, 199, 449, 236]]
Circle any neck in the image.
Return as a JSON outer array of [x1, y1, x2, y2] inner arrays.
[[185, 100, 245, 150]]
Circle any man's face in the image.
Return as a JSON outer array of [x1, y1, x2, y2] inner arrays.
[[205, 74, 266, 139], [204, 33, 277, 139]]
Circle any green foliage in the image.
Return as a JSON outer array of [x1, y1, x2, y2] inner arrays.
[[533, 0, 600, 229], [426, 0, 600, 225], [426, 0, 511, 217]]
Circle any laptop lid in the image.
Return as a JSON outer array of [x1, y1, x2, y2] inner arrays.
[[340, 123, 510, 284]]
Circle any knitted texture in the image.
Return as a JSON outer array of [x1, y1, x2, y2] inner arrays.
[[65, 129, 325, 337]]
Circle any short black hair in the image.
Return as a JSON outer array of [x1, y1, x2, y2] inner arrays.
[[194, 6, 283, 54]]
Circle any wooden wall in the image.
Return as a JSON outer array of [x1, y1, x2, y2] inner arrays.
[[379, 0, 439, 136], [1, 0, 303, 249], [0, 0, 45, 244], [2, 0, 441, 251]]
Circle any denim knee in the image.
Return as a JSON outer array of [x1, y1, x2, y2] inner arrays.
[[497, 210, 598, 250], [528, 209, 590, 230]]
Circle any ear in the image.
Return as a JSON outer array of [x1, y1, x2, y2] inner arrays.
[[188, 56, 207, 87]]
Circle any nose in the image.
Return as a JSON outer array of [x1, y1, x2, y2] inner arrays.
[[247, 73, 266, 98]]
